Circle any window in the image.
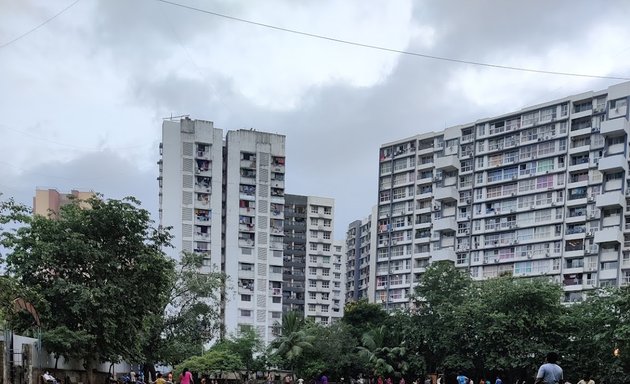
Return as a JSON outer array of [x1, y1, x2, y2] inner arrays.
[[308, 304, 316, 312], [241, 294, 251, 302], [311, 206, 319, 214], [309, 280, 317, 288], [309, 292, 317, 300], [536, 175, 554, 189], [324, 232, 331, 239], [240, 309, 252, 317], [240, 263, 254, 271], [537, 159, 554, 172], [323, 244, 331, 252], [322, 281, 330, 288], [310, 243, 318, 251], [272, 296, 281, 303]]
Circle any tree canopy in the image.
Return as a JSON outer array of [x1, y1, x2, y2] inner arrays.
[[2, 196, 174, 377]]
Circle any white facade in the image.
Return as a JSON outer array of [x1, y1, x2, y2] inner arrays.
[[159, 118, 223, 271], [224, 129, 286, 343], [304, 196, 344, 324], [160, 118, 286, 344], [375, 81, 630, 308]]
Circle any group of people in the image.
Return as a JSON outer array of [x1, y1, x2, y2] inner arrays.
[[454, 352, 565, 384]]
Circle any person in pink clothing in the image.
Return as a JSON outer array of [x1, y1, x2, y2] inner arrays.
[[180, 369, 194, 384]]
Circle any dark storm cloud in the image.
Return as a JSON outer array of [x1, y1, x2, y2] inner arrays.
[[99, 0, 630, 235]]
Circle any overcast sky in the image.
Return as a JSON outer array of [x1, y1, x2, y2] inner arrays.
[[2, 0, 630, 239]]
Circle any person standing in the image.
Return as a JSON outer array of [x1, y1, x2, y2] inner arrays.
[[456, 374, 468, 384], [534, 352, 563, 384], [495, 377, 503, 384], [180, 369, 194, 384], [154, 373, 166, 384], [321, 374, 328, 384]]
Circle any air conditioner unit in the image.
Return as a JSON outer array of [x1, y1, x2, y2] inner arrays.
[[587, 197, 595, 202], [513, 240, 519, 244], [512, 175, 517, 180], [433, 205, 440, 211], [466, 199, 471, 204], [494, 258, 500, 263], [545, 253, 550, 257]]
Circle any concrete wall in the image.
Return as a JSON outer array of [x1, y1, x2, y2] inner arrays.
[[2, 332, 132, 384]]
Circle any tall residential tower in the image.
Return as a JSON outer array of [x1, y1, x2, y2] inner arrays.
[[159, 118, 286, 343], [376, 82, 630, 308]]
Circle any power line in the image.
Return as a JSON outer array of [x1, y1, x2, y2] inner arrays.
[[0, 0, 81, 49], [0, 124, 150, 151], [152, 0, 630, 81]]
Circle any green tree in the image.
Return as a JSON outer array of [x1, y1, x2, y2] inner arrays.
[[213, 326, 265, 381], [342, 299, 388, 340], [270, 312, 315, 379], [357, 325, 408, 378], [471, 276, 566, 382], [562, 287, 630, 384], [142, 252, 225, 370], [300, 321, 360, 380], [413, 262, 474, 374], [2, 196, 174, 384]]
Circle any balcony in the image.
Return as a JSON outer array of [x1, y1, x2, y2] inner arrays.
[[596, 191, 626, 209], [601, 117, 630, 136], [433, 185, 458, 201], [609, 104, 628, 119], [240, 159, 257, 169], [271, 179, 285, 189], [594, 227, 624, 244], [196, 160, 212, 176], [194, 231, 211, 241], [598, 154, 628, 173], [433, 216, 457, 232], [431, 248, 456, 262], [435, 155, 460, 171]]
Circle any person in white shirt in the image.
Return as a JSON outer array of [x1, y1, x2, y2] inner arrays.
[[534, 352, 563, 384]]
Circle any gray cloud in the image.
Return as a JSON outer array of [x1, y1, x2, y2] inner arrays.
[[3, 0, 630, 239]]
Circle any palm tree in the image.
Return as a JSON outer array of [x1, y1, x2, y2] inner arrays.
[[270, 312, 315, 379], [357, 326, 408, 377]]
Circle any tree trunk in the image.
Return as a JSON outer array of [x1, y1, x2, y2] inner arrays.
[[85, 358, 95, 384]]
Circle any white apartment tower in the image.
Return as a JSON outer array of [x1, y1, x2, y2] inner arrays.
[[376, 82, 630, 308], [283, 195, 344, 324], [345, 206, 377, 302], [159, 118, 286, 344]]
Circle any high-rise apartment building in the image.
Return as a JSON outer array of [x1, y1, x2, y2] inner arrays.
[[376, 82, 630, 308], [159, 118, 286, 343], [33, 188, 94, 217], [283, 194, 344, 324], [345, 206, 376, 302]]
